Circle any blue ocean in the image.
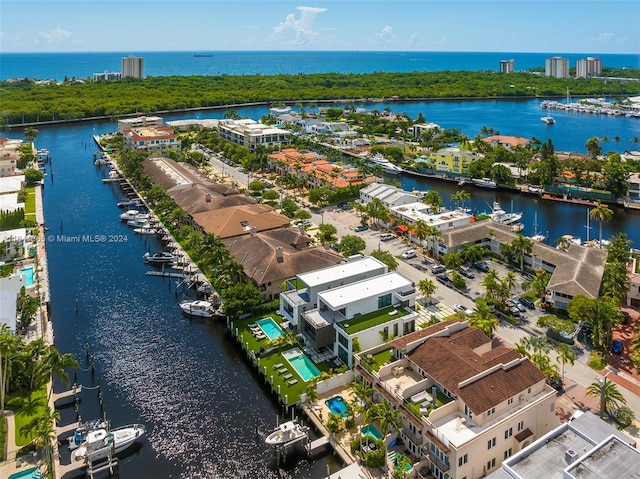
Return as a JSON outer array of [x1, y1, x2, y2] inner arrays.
[[1, 50, 638, 81]]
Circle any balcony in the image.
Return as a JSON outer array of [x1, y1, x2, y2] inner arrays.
[[426, 449, 450, 472]]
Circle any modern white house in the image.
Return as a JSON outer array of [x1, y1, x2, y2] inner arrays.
[[0, 273, 26, 332], [301, 271, 419, 367], [355, 320, 558, 479], [280, 255, 388, 327], [0, 228, 26, 262]]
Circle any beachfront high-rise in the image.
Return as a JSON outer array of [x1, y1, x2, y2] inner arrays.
[[122, 55, 145, 79], [545, 56, 569, 78], [499, 59, 514, 73], [576, 56, 602, 79]]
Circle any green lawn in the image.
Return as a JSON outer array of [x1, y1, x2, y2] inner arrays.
[[361, 348, 393, 373], [25, 187, 36, 218], [404, 390, 453, 419], [6, 385, 48, 447], [337, 306, 411, 334]]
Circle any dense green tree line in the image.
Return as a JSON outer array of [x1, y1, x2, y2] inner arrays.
[[2, 70, 639, 126]]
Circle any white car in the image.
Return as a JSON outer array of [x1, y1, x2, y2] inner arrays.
[[454, 304, 473, 315], [401, 249, 417, 259]]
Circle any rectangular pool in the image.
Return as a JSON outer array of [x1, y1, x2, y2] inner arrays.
[[361, 423, 383, 440], [282, 348, 321, 382], [257, 317, 283, 341], [9, 467, 41, 479], [18, 266, 35, 288], [325, 395, 349, 417]]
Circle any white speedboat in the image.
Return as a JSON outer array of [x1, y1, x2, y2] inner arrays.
[[179, 300, 215, 318], [471, 177, 497, 189], [134, 226, 157, 235], [127, 219, 149, 228], [67, 419, 109, 451], [490, 201, 522, 225], [541, 116, 556, 124], [120, 210, 149, 222], [368, 153, 403, 174], [265, 420, 309, 446], [72, 424, 145, 464], [144, 251, 176, 265]]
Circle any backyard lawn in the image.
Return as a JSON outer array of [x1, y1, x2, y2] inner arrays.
[[6, 385, 48, 447]]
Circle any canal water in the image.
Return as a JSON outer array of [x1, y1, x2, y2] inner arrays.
[[27, 100, 639, 478]]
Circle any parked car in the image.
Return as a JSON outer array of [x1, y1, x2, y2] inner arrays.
[[547, 328, 575, 345], [338, 202, 350, 210], [473, 261, 490, 272], [511, 299, 527, 312], [402, 249, 417, 260], [431, 264, 446, 274], [379, 233, 396, 241], [354, 224, 369, 232], [519, 297, 535, 310], [454, 304, 473, 315], [611, 340, 623, 354], [436, 274, 451, 285], [458, 266, 475, 278]]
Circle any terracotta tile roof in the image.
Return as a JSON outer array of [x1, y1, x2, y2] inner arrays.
[[168, 183, 254, 215], [406, 324, 545, 416], [388, 319, 462, 351], [192, 204, 290, 239], [483, 135, 529, 147], [222, 228, 343, 286]]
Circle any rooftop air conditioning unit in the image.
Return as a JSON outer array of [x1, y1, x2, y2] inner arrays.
[[565, 448, 578, 464]]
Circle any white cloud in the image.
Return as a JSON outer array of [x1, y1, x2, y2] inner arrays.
[[590, 32, 614, 45], [371, 25, 397, 46], [36, 27, 74, 46], [407, 31, 424, 48], [272, 6, 327, 46]]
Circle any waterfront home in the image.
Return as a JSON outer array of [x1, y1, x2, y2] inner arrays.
[[0, 273, 26, 332], [626, 255, 640, 309], [217, 118, 292, 151], [280, 255, 389, 327], [439, 222, 606, 309], [482, 135, 529, 149], [0, 228, 26, 262], [359, 182, 422, 209], [117, 115, 163, 133], [192, 204, 290, 240], [301, 271, 419, 367], [355, 320, 557, 479], [390, 202, 473, 237], [0, 138, 23, 177], [429, 147, 481, 176], [223, 228, 343, 300], [627, 172, 640, 203], [487, 411, 637, 479], [123, 126, 181, 153], [408, 122, 440, 140], [0, 173, 25, 194], [0, 192, 24, 213]]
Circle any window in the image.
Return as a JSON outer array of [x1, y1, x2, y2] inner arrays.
[[464, 404, 473, 419], [378, 293, 392, 308], [458, 454, 468, 467], [505, 428, 512, 439], [504, 448, 512, 460], [487, 437, 496, 449], [338, 334, 349, 348], [507, 397, 514, 405], [486, 407, 496, 417], [517, 421, 524, 432], [487, 458, 496, 470]]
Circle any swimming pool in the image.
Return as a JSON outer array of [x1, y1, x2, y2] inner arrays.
[[282, 348, 321, 382], [257, 317, 283, 341], [18, 265, 35, 288], [361, 423, 383, 440], [390, 451, 413, 471], [9, 467, 41, 479], [325, 396, 349, 417]]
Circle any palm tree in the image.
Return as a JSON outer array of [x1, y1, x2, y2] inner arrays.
[[422, 191, 443, 212], [451, 190, 471, 210], [499, 272, 518, 303], [425, 225, 441, 258], [468, 298, 499, 338], [481, 269, 501, 303], [412, 219, 430, 252], [350, 380, 375, 416], [442, 251, 463, 270], [556, 344, 576, 386], [511, 232, 533, 271], [461, 244, 488, 265], [0, 325, 20, 414], [417, 278, 436, 305], [589, 200, 613, 247], [529, 269, 550, 301], [587, 377, 626, 418], [364, 401, 404, 460]]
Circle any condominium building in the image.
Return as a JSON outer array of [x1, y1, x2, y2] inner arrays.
[[92, 70, 123, 82], [122, 126, 180, 152], [355, 320, 558, 479], [545, 57, 569, 79], [499, 59, 515, 73], [122, 55, 144, 79], [576, 56, 602, 79], [118, 116, 163, 133], [217, 119, 291, 151]]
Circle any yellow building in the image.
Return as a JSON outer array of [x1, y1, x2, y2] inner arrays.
[[430, 147, 480, 175]]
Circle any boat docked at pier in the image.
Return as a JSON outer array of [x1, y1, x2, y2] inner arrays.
[[179, 300, 216, 318], [67, 419, 109, 451], [265, 420, 309, 447], [541, 116, 556, 125], [120, 210, 149, 222], [471, 177, 497, 189], [144, 251, 177, 265], [489, 201, 522, 226], [71, 424, 145, 464], [117, 198, 142, 209], [134, 226, 158, 235], [368, 153, 403, 174]]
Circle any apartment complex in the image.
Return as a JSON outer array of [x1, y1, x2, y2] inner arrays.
[[118, 116, 163, 133], [217, 119, 291, 151], [121, 55, 144, 79], [92, 70, 122, 82], [575, 56, 602, 79], [356, 320, 557, 479], [122, 126, 181, 153], [499, 59, 515, 73], [545, 57, 569, 79]]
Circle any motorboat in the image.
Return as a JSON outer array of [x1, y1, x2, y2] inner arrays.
[[67, 419, 109, 451], [127, 219, 150, 228], [265, 420, 309, 447], [471, 177, 497, 189], [489, 201, 522, 225], [72, 424, 145, 464], [144, 251, 177, 265], [94, 158, 109, 166], [120, 210, 149, 222], [541, 116, 556, 125], [117, 199, 142, 209], [367, 153, 403, 174], [179, 300, 216, 318], [134, 226, 158, 235]]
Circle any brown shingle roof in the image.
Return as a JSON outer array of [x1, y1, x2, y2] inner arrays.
[[193, 204, 291, 239], [406, 324, 544, 416], [388, 319, 461, 351], [168, 183, 254, 215]]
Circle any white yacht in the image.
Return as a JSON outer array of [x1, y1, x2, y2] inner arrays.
[[72, 424, 145, 464], [144, 251, 177, 265], [368, 153, 403, 174], [471, 177, 497, 189], [179, 300, 216, 318], [119, 210, 149, 222], [67, 419, 109, 451], [541, 116, 556, 125], [133, 226, 158, 235], [265, 420, 309, 447], [489, 201, 522, 226]]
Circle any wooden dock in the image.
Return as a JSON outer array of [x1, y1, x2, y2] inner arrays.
[[307, 436, 330, 453], [146, 271, 187, 278]]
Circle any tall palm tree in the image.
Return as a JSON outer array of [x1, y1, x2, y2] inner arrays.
[[587, 377, 626, 418], [556, 343, 576, 386], [481, 269, 500, 304], [468, 298, 499, 338], [589, 200, 613, 247], [412, 219, 430, 252], [425, 225, 441, 258], [461, 244, 488, 265], [511, 232, 533, 271], [350, 380, 375, 415], [499, 272, 518, 303], [451, 190, 471, 210], [0, 325, 20, 414], [422, 191, 443, 212], [418, 278, 436, 305], [365, 401, 404, 461], [442, 251, 463, 270]]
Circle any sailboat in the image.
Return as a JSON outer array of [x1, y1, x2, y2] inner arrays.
[[530, 212, 546, 242]]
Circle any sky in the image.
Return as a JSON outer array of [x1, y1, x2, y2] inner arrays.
[[1, 0, 639, 54]]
